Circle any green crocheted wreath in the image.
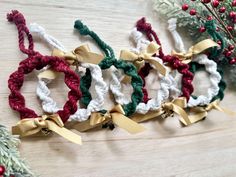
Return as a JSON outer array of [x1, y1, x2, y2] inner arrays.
[[189, 62, 226, 102], [74, 20, 143, 117]]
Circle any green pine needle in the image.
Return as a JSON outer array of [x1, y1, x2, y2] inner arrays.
[[0, 125, 34, 177]]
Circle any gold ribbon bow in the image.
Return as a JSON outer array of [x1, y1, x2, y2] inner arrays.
[[38, 44, 104, 80], [131, 97, 191, 125], [188, 100, 236, 124], [72, 104, 146, 134], [171, 39, 219, 64], [12, 114, 82, 145], [120, 42, 167, 76]]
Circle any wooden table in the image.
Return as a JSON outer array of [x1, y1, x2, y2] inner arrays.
[[1, 0, 236, 176]]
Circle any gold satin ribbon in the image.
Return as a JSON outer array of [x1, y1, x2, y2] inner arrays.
[[131, 97, 191, 126], [12, 114, 82, 145], [188, 100, 236, 124], [171, 39, 219, 63], [120, 42, 167, 76], [38, 44, 104, 80], [72, 104, 146, 133]]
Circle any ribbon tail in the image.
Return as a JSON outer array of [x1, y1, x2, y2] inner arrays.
[[111, 113, 146, 134], [48, 122, 82, 145], [172, 105, 191, 126], [192, 39, 219, 54], [130, 110, 164, 123], [146, 58, 167, 76], [188, 112, 208, 124], [213, 105, 236, 116]]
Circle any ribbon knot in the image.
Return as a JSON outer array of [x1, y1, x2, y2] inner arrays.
[[171, 39, 219, 63], [38, 44, 104, 80], [161, 97, 191, 125], [130, 97, 191, 126], [120, 42, 167, 76], [34, 118, 47, 128], [53, 44, 104, 66], [12, 114, 82, 145], [72, 104, 146, 134]]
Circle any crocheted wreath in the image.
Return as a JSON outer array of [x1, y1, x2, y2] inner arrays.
[[74, 20, 144, 117], [135, 17, 194, 101], [7, 10, 82, 144], [29, 23, 108, 122]]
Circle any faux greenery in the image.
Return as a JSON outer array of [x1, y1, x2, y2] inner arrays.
[[153, 0, 208, 40], [153, 0, 236, 87], [0, 125, 34, 177]]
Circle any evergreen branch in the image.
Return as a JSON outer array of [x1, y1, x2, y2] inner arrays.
[[0, 125, 34, 177]]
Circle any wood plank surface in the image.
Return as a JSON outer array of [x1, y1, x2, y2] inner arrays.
[[0, 0, 236, 176]]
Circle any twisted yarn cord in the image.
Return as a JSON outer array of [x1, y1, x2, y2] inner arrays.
[[136, 17, 165, 58], [7, 10, 36, 56], [211, 67, 226, 101], [203, 20, 226, 101], [109, 28, 151, 105], [74, 20, 143, 116], [167, 18, 222, 107], [30, 23, 108, 122], [187, 54, 221, 107], [204, 20, 225, 60], [167, 18, 186, 53], [7, 10, 81, 123], [130, 28, 181, 114], [136, 17, 194, 101], [30, 23, 67, 52], [109, 68, 130, 105], [138, 63, 152, 103], [130, 28, 153, 103], [189, 63, 226, 102], [74, 21, 126, 106]]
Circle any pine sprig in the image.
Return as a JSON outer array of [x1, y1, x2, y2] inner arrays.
[[153, 0, 236, 87], [0, 125, 34, 177], [153, 0, 208, 39]]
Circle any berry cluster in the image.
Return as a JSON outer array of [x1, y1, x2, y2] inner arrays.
[[182, 0, 236, 64]]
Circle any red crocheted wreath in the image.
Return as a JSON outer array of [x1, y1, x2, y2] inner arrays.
[[136, 17, 194, 101], [7, 10, 82, 123]]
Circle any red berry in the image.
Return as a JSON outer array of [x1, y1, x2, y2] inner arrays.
[[182, 4, 189, 11], [227, 26, 234, 31], [199, 27, 206, 32], [207, 16, 213, 20], [219, 6, 226, 13], [0, 166, 5, 175], [225, 51, 232, 57], [212, 0, 219, 7], [229, 58, 236, 64], [216, 27, 220, 31], [229, 11, 236, 19], [228, 45, 235, 50], [232, 0, 236, 6], [217, 40, 222, 45], [190, 9, 197, 15]]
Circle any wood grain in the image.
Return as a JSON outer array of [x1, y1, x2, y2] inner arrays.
[[0, 0, 236, 177]]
